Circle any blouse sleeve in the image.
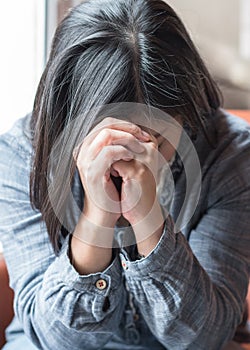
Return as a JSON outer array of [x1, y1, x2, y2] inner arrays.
[[0, 132, 125, 350], [120, 129, 250, 350]]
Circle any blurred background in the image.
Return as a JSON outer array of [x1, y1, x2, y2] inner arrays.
[[0, 0, 249, 137]]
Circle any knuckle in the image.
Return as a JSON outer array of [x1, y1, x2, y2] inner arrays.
[[104, 117, 116, 126], [100, 128, 112, 141], [126, 133, 134, 142]]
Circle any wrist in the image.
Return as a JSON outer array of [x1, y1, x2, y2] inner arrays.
[[136, 222, 164, 257], [130, 202, 164, 256], [83, 201, 120, 228], [74, 213, 115, 248], [70, 235, 113, 274]]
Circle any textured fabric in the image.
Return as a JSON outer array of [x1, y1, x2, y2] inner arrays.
[[0, 110, 250, 350]]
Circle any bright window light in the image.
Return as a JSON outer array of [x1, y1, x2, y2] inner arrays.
[[240, 0, 250, 59], [0, 0, 45, 135]]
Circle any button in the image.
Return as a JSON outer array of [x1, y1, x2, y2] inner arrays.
[[95, 279, 107, 290], [122, 261, 128, 270]]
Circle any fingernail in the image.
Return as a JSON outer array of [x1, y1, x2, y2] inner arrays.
[[141, 130, 150, 139]]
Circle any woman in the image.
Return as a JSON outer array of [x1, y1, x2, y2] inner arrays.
[[0, 0, 250, 349]]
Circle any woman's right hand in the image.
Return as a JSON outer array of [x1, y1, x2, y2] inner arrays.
[[74, 117, 150, 228]]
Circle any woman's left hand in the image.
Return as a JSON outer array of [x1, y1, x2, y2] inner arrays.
[[112, 136, 164, 247]]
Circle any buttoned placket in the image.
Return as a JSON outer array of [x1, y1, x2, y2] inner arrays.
[[123, 278, 141, 344]]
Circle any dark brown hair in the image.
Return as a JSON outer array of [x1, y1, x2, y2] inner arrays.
[[30, 0, 221, 253]]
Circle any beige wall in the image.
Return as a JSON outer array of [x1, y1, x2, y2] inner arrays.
[[166, 0, 240, 49], [165, 0, 250, 108]]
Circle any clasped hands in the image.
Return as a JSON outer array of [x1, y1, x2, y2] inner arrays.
[[74, 117, 164, 238]]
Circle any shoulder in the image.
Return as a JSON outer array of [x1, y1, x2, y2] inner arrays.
[[0, 114, 33, 192], [0, 114, 32, 165], [211, 109, 250, 172], [203, 109, 250, 156], [215, 109, 250, 145], [195, 109, 250, 173], [202, 110, 250, 205]]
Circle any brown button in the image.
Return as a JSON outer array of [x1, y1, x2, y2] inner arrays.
[[95, 279, 107, 290], [122, 261, 128, 270]]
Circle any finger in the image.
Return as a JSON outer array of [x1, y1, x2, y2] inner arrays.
[[88, 129, 146, 158], [112, 159, 140, 179], [93, 145, 135, 178], [73, 119, 152, 162], [110, 167, 120, 177], [146, 134, 158, 148], [86, 118, 151, 145], [112, 142, 160, 178]]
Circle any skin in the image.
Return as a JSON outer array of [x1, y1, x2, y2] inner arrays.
[[71, 117, 182, 275]]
